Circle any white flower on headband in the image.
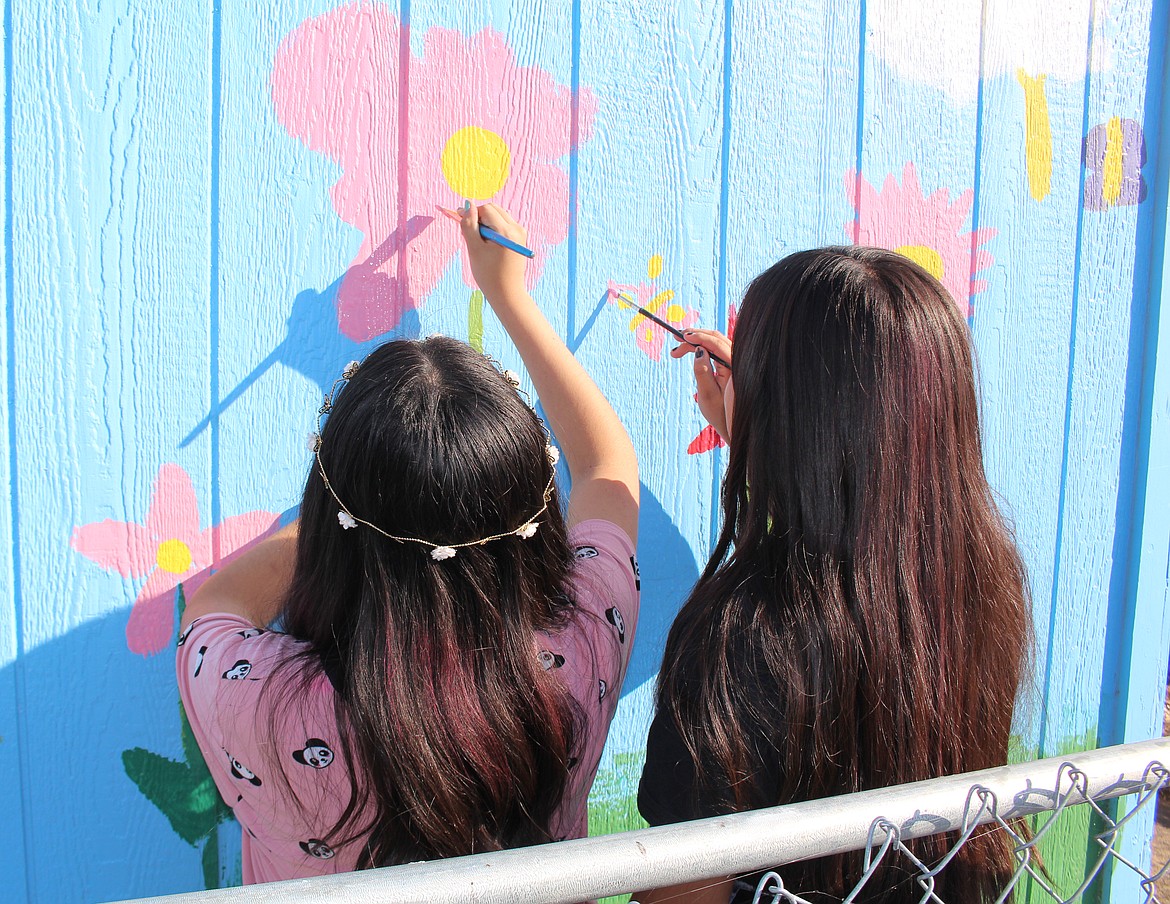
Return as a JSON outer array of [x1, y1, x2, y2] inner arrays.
[[504, 370, 521, 386], [307, 432, 321, 452], [515, 522, 539, 540], [431, 546, 457, 561], [342, 360, 361, 379], [338, 510, 358, 530], [546, 445, 560, 465]]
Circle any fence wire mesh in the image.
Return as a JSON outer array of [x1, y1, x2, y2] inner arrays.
[[673, 759, 1170, 904]]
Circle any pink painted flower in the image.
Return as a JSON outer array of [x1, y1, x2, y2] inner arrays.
[[607, 282, 700, 362], [272, 4, 596, 340], [845, 162, 996, 316], [71, 464, 278, 656]]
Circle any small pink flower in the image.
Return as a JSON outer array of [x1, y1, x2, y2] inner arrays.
[[71, 464, 278, 656], [607, 282, 699, 362], [845, 162, 997, 316]]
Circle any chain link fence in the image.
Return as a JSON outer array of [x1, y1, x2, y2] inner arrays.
[[114, 737, 1170, 904], [697, 758, 1170, 903]]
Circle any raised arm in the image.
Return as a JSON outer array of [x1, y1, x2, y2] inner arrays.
[[461, 203, 639, 544]]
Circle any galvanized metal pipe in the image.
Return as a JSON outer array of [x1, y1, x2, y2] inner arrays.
[[108, 736, 1170, 904]]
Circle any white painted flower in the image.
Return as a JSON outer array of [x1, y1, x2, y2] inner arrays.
[[337, 510, 358, 530], [342, 360, 361, 379], [307, 432, 322, 452], [515, 522, 539, 540], [504, 370, 521, 386], [546, 445, 560, 465], [431, 546, 457, 561]]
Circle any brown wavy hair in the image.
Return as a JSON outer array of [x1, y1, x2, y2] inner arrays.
[[269, 336, 579, 866], [658, 247, 1031, 900]]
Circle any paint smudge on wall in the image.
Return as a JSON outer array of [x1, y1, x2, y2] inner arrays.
[[71, 464, 277, 656], [1017, 70, 1053, 202], [1083, 117, 1147, 210], [271, 3, 595, 340], [845, 163, 997, 317]]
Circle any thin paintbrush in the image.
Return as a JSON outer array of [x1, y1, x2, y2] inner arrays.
[[612, 292, 732, 370]]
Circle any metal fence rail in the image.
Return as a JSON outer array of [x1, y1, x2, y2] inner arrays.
[[111, 737, 1170, 904]]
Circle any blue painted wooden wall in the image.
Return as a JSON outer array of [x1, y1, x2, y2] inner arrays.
[[2, 1, 1169, 901]]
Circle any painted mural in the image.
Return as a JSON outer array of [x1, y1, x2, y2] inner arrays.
[[2, 0, 1168, 902]]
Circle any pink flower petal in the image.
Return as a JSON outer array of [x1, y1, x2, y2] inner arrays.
[[126, 569, 182, 656], [70, 520, 156, 579], [145, 464, 202, 545]]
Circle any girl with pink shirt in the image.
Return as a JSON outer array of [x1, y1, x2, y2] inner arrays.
[[177, 205, 639, 882]]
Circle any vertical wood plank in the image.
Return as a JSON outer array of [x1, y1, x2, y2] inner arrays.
[[972, 4, 1094, 763], [722, 0, 861, 326], [1068, 0, 1161, 895], [573, 0, 725, 841], [10, 1, 213, 900], [0, 0, 31, 897], [214, 0, 372, 540]]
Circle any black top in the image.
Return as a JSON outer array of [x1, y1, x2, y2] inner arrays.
[[638, 708, 784, 904]]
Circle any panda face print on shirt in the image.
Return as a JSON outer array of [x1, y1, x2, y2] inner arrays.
[[605, 606, 626, 643], [629, 555, 641, 590], [598, 678, 608, 702], [538, 650, 565, 670], [221, 659, 254, 680], [293, 739, 334, 769], [573, 546, 599, 559], [300, 838, 335, 859], [227, 752, 262, 787], [237, 627, 264, 639]]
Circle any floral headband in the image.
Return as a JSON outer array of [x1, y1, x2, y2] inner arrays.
[[309, 357, 560, 561]]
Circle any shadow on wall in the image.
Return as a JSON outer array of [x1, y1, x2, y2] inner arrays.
[[5, 480, 697, 903], [179, 220, 430, 449]]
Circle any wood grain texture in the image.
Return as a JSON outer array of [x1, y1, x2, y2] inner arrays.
[[723, 0, 861, 278], [0, 0, 31, 897], [8, 0, 214, 900], [573, 0, 725, 774]]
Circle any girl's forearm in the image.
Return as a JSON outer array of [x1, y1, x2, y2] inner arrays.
[[484, 287, 637, 489]]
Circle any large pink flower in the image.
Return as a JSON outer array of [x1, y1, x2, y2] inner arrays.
[[845, 162, 996, 316], [273, 4, 596, 340], [71, 464, 278, 656]]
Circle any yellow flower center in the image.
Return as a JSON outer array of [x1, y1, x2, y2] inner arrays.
[[441, 127, 511, 200], [665, 304, 686, 322], [647, 254, 664, 280], [156, 539, 193, 575], [895, 244, 945, 281]]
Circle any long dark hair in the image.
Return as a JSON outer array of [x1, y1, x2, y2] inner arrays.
[[271, 336, 578, 866], [658, 247, 1031, 900]]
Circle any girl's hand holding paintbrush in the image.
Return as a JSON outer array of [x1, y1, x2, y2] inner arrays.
[[671, 328, 734, 445]]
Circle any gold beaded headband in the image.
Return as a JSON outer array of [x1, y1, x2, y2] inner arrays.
[[308, 357, 560, 561]]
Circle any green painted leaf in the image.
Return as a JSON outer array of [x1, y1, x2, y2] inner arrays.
[[122, 747, 228, 845]]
